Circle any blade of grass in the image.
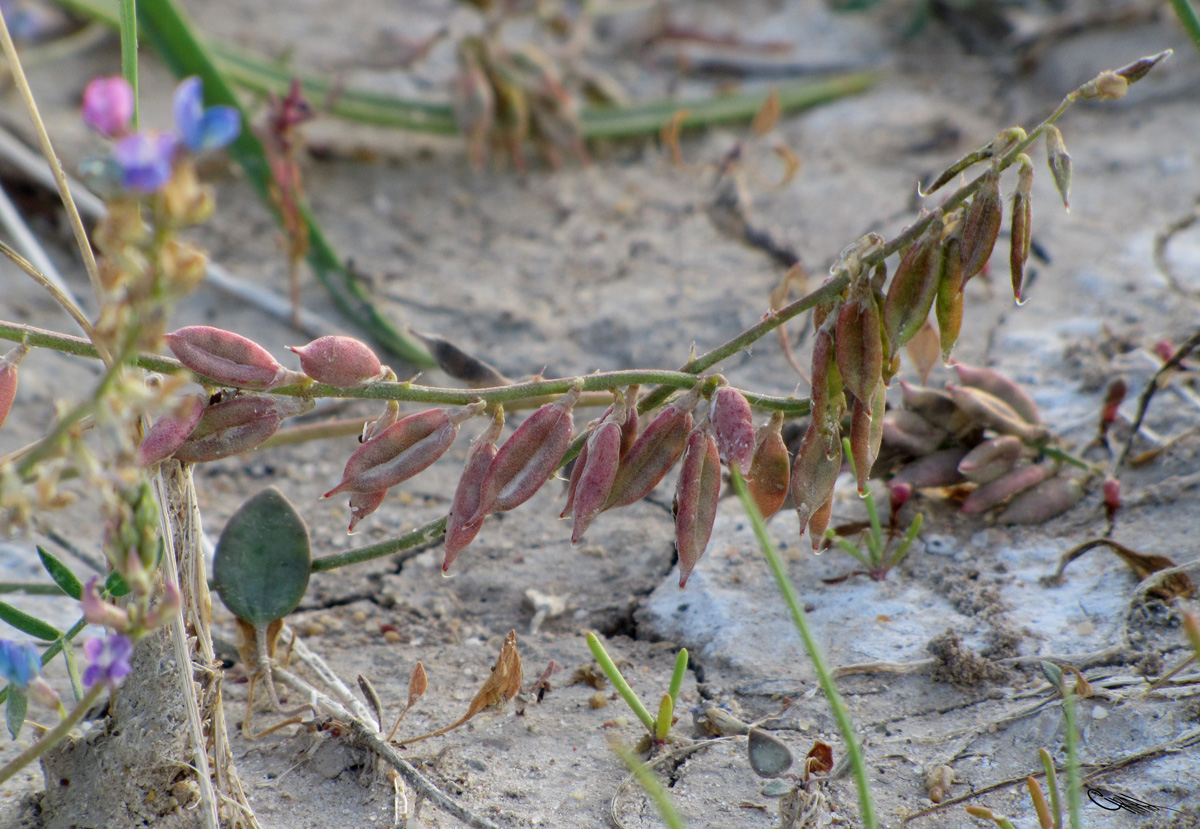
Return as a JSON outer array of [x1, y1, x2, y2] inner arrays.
[[118, 0, 138, 128], [609, 739, 687, 829], [1167, 0, 1200, 56], [1062, 685, 1082, 829], [586, 631, 655, 733], [730, 468, 878, 829], [133, 0, 435, 367]]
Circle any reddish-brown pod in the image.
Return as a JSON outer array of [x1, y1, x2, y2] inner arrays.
[[325, 402, 484, 497], [709, 384, 755, 476], [137, 394, 206, 466], [0, 345, 30, 432], [605, 385, 702, 510], [790, 423, 842, 547], [746, 412, 790, 519], [998, 475, 1085, 524], [960, 169, 1003, 283], [674, 429, 721, 587], [470, 385, 582, 521], [836, 275, 883, 407], [960, 463, 1050, 514], [951, 363, 1040, 425], [288, 335, 384, 387], [172, 395, 287, 464], [883, 215, 944, 359], [567, 420, 622, 544], [444, 408, 504, 571], [166, 326, 300, 390]]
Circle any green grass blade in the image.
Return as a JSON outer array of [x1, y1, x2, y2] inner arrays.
[[586, 631, 655, 733], [1038, 747, 1062, 829], [609, 739, 687, 829], [134, 0, 434, 367], [36, 546, 83, 600], [667, 648, 687, 711], [118, 0, 138, 128]]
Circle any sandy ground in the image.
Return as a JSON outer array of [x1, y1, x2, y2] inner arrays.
[[2, 1, 1200, 827]]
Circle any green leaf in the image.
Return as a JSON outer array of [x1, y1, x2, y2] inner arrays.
[[6, 686, 27, 740], [213, 487, 311, 625], [36, 546, 83, 601], [104, 570, 130, 598], [0, 602, 62, 641]]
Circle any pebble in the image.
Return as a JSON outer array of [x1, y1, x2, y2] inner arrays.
[[383, 630, 401, 644]]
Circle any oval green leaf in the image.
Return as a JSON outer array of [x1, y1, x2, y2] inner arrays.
[[36, 546, 83, 600], [0, 601, 62, 641], [213, 487, 311, 625]]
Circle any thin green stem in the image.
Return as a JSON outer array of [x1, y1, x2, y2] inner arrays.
[[731, 469, 877, 829], [667, 649, 688, 712], [118, 0, 138, 128], [0, 682, 106, 785], [1062, 687, 1082, 829], [609, 740, 687, 829], [310, 517, 445, 572], [1038, 747, 1063, 829], [1038, 445, 1100, 474], [587, 632, 655, 733], [1168, 0, 1200, 56]]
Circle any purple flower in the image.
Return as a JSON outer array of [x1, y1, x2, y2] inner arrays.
[[112, 131, 179, 193], [81, 76, 134, 137], [83, 634, 133, 689], [0, 640, 42, 687], [173, 77, 241, 152]]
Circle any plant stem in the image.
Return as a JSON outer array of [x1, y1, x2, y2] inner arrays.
[[609, 740, 688, 829], [0, 682, 106, 785], [731, 469, 878, 829], [119, 0, 138, 128], [1063, 686, 1082, 829], [1168, 0, 1200, 56], [310, 517, 446, 572], [587, 632, 656, 733]]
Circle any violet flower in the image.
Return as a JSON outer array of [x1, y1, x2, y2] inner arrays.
[[112, 132, 179, 193], [81, 76, 134, 138], [173, 77, 241, 152], [0, 640, 41, 687], [83, 634, 133, 689]]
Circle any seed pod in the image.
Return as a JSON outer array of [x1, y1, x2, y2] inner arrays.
[[287, 336, 384, 388], [836, 275, 884, 407], [889, 447, 969, 490], [1045, 126, 1072, 210], [951, 363, 1040, 425], [849, 395, 873, 494], [899, 381, 972, 436], [167, 326, 301, 390], [807, 499, 834, 549], [347, 489, 388, 533], [1009, 155, 1034, 305], [882, 409, 947, 457], [605, 385, 702, 510], [790, 423, 841, 545], [935, 230, 964, 363], [957, 435, 1023, 484], [1102, 476, 1121, 524], [444, 409, 505, 571], [746, 412, 790, 519], [471, 385, 581, 519], [173, 394, 295, 464], [998, 475, 1085, 524], [960, 169, 1002, 283], [0, 344, 29, 431], [710, 384, 755, 475], [960, 463, 1050, 514], [1115, 50, 1170, 85], [1099, 377, 1126, 434], [326, 402, 485, 497], [567, 419, 622, 543], [883, 215, 943, 359], [138, 393, 206, 466], [673, 429, 721, 587], [946, 384, 1046, 441], [809, 320, 846, 435]]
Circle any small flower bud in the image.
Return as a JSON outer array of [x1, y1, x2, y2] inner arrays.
[[1115, 50, 1171, 85], [1099, 377, 1127, 434], [0, 344, 30, 431], [81, 76, 134, 137], [326, 402, 484, 497], [673, 429, 721, 587], [1010, 155, 1034, 305], [287, 336, 385, 388], [960, 463, 1049, 514], [709, 384, 755, 475], [957, 435, 1023, 484], [1078, 71, 1128, 100], [444, 409, 504, 571], [960, 170, 1002, 283], [746, 412, 790, 519], [138, 394, 206, 466], [884, 215, 944, 359], [1045, 126, 1072, 210], [606, 385, 702, 510], [471, 385, 581, 520], [1103, 476, 1121, 524], [888, 481, 912, 522], [81, 576, 130, 630], [998, 474, 1085, 524], [167, 326, 302, 390]]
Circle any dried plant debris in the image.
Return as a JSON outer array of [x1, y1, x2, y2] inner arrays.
[[926, 630, 1008, 687]]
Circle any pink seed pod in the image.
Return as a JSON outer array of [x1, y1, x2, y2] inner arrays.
[[957, 435, 1023, 484], [946, 384, 1046, 442], [888, 481, 912, 521], [960, 169, 1003, 283], [287, 335, 384, 388], [998, 475, 1085, 524], [849, 396, 873, 494], [444, 409, 505, 571], [835, 275, 884, 407], [674, 429, 721, 587], [935, 231, 964, 363], [167, 326, 301, 390], [889, 447, 969, 490], [347, 489, 388, 533], [898, 381, 970, 436], [809, 321, 845, 436], [1103, 476, 1121, 524], [563, 391, 627, 520], [883, 214, 944, 360], [568, 420, 622, 544], [605, 385, 702, 511], [952, 363, 1040, 425], [1010, 155, 1034, 305], [746, 412, 790, 519], [0, 344, 30, 431], [790, 422, 842, 546], [137, 393, 206, 466], [709, 385, 755, 476], [470, 385, 582, 521], [326, 402, 484, 497], [882, 409, 948, 457], [172, 395, 285, 464], [960, 463, 1050, 514]]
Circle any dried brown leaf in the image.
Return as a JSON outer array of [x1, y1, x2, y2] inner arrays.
[[1053, 538, 1194, 600], [905, 320, 940, 386], [408, 661, 428, 709], [805, 740, 834, 777], [751, 88, 780, 136]]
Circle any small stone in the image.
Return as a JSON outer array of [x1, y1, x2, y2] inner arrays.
[[383, 630, 402, 644], [589, 692, 608, 709], [352, 610, 368, 624], [304, 623, 325, 636], [1092, 706, 1108, 720]]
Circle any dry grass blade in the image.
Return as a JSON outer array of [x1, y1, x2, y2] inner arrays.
[[1052, 537, 1195, 600]]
